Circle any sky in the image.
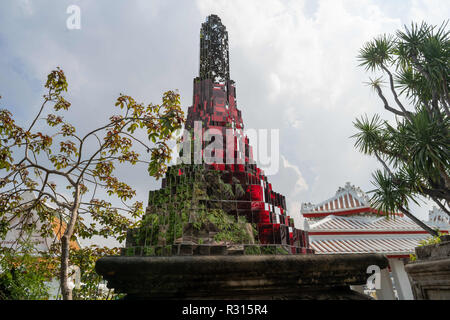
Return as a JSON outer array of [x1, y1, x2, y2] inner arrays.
[[0, 0, 449, 246]]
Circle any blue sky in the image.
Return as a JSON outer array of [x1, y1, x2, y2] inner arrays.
[[1, 0, 449, 245]]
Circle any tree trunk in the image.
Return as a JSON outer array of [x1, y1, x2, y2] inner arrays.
[[60, 186, 81, 300], [374, 153, 441, 238], [60, 235, 72, 300]]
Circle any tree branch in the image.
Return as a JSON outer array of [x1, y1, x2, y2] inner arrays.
[[380, 64, 414, 121], [373, 84, 409, 117], [399, 205, 439, 236]]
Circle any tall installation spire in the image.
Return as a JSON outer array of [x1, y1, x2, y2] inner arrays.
[[122, 15, 314, 256]]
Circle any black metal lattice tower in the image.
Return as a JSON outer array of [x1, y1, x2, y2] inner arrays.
[[199, 14, 230, 83]]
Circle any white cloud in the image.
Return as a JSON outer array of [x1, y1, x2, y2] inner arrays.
[[280, 155, 308, 193], [18, 0, 33, 15], [410, 0, 450, 23]]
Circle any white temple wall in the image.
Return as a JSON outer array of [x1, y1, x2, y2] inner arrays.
[[389, 258, 414, 300], [375, 268, 396, 300]]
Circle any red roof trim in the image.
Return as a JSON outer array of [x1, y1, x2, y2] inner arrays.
[[303, 207, 403, 218], [386, 255, 410, 259]]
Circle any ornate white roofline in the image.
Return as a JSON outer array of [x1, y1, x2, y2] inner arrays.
[[337, 182, 370, 202], [428, 206, 450, 229]]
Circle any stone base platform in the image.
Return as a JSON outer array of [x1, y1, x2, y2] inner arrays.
[[95, 253, 388, 300], [405, 236, 450, 300]]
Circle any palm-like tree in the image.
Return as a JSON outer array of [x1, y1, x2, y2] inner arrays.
[[353, 21, 449, 236]]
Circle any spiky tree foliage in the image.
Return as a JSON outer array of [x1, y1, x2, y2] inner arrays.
[[353, 21, 449, 236]]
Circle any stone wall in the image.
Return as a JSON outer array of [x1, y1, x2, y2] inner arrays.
[[405, 235, 450, 299]]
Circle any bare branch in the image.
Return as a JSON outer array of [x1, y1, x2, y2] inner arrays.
[[380, 64, 413, 121], [27, 88, 51, 132], [373, 84, 409, 117]]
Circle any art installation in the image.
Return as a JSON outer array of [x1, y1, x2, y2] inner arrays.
[[122, 14, 314, 256], [95, 15, 389, 301]]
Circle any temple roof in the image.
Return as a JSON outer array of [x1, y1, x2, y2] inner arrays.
[[310, 236, 428, 256], [308, 214, 434, 257], [303, 183, 449, 257], [0, 191, 81, 251], [301, 182, 402, 218], [309, 215, 429, 234], [308, 213, 432, 257]]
